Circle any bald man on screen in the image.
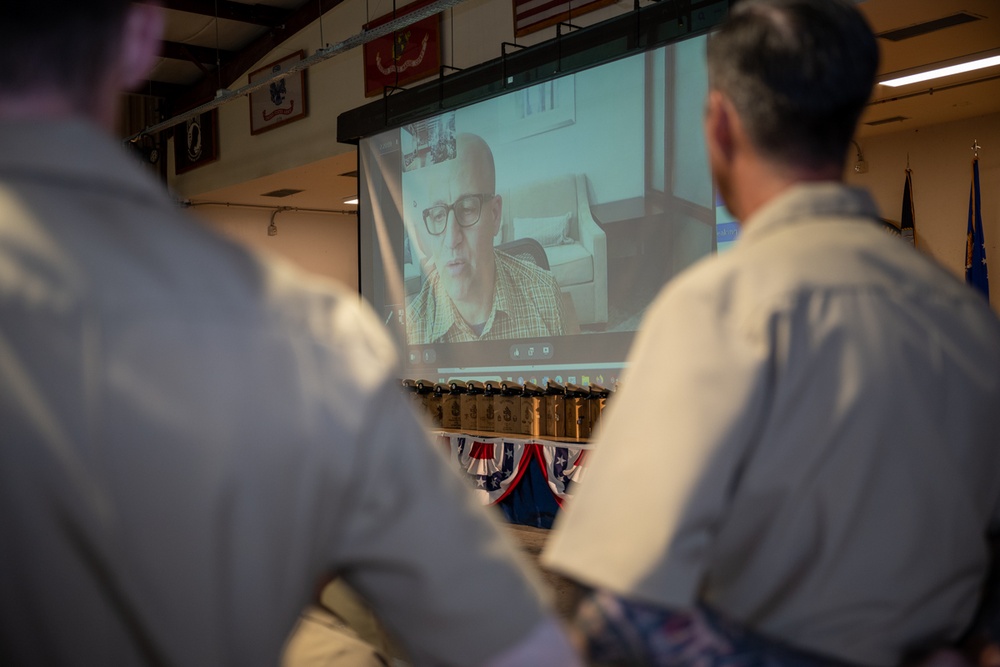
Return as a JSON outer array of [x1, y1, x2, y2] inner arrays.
[[405, 133, 568, 344]]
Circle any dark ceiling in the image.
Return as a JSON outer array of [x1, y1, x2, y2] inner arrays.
[[142, 0, 347, 117]]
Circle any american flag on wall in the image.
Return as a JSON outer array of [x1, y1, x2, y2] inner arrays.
[[965, 157, 990, 300], [513, 0, 617, 37], [900, 168, 916, 246]]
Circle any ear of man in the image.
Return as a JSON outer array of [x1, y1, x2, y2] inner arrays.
[[705, 89, 737, 166], [488, 194, 503, 238], [705, 88, 811, 224], [704, 89, 744, 219]]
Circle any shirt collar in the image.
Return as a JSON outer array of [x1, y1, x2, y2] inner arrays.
[[426, 275, 461, 342], [427, 250, 510, 341], [484, 253, 517, 334], [0, 119, 175, 211], [739, 182, 881, 245]]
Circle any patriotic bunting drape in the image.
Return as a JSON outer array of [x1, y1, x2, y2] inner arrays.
[[434, 432, 593, 506]]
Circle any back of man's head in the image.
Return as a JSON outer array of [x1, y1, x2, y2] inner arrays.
[[0, 2, 133, 105], [707, 0, 878, 172]]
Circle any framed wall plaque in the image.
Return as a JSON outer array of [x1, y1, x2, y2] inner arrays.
[[173, 109, 218, 175], [248, 50, 308, 135]]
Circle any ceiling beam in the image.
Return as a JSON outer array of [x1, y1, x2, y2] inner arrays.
[[130, 81, 190, 99], [130, 0, 469, 140], [170, 0, 349, 114], [162, 0, 291, 27], [160, 40, 235, 66]]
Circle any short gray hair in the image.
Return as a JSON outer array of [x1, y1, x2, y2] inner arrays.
[[707, 0, 878, 170]]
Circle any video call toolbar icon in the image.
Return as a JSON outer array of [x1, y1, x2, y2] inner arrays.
[[407, 347, 437, 365], [509, 342, 554, 361]]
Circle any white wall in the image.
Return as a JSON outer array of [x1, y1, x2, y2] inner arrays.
[[846, 111, 1000, 313], [191, 206, 361, 290], [453, 55, 646, 204], [168, 0, 371, 198]]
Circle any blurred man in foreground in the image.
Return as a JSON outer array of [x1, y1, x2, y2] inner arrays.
[[543, 0, 1000, 665], [0, 3, 581, 665]]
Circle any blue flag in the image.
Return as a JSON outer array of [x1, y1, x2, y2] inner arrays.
[[965, 158, 990, 299], [901, 168, 915, 246]]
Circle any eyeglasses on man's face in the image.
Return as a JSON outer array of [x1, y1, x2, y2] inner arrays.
[[422, 193, 495, 236]]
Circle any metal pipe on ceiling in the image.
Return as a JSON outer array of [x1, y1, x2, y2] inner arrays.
[[126, 0, 469, 143]]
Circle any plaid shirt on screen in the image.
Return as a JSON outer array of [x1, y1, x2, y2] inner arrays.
[[406, 250, 567, 344]]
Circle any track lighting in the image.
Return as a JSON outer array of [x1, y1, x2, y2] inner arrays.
[[851, 140, 868, 174]]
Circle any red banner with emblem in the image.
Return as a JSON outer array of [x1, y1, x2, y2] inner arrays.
[[363, 0, 442, 98]]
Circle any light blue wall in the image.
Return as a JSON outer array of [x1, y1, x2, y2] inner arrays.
[[456, 54, 646, 205]]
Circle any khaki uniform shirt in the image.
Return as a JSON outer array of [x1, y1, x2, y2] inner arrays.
[[0, 120, 547, 666], [543, 183, 1000, 666], [406, 250, 566, 344]]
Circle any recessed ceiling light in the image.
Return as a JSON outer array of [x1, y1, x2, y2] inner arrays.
[[865, 115, 909, 127], [876, 12, 981, 42], [879, 51, 1000, 88], [261, 188, 303, 198]]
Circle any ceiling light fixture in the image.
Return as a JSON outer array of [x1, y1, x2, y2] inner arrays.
[[879, 50, 1000, 88], [261, 188, 303, 198], [267, 209, 281, 236], [851, 141, 868, 174], [343, 196, 359, 206], [876, 12, 981, 42]]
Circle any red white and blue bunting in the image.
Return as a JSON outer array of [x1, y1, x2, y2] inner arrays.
[[433, 432, 593, 506]]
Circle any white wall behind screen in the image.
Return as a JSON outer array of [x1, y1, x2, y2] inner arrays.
[[193, 207, 361, 291]]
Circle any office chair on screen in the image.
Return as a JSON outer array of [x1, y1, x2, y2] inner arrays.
[[497, 237, 550, 270]]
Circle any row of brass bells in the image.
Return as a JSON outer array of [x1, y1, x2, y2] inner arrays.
[[403, 378, 611, 440]]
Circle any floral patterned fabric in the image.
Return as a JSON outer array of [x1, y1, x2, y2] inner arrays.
[[575, 590, 861, 667]]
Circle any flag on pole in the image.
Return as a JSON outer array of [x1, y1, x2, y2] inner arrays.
[[965, 157, 990, 300], [900, 168, 916, 246]]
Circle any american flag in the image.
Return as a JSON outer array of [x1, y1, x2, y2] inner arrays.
[[965, 157, 990, 300], [900, 168, 916, 246], [454, 437, 526, 504]]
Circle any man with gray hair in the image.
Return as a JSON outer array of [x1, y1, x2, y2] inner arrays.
[[543, 1, 1000, 665], [405, 132, 568, 345], [0, 3, 581, 666]]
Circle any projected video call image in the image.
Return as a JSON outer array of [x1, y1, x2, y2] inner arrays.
[[359, 34, 723, 380]]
